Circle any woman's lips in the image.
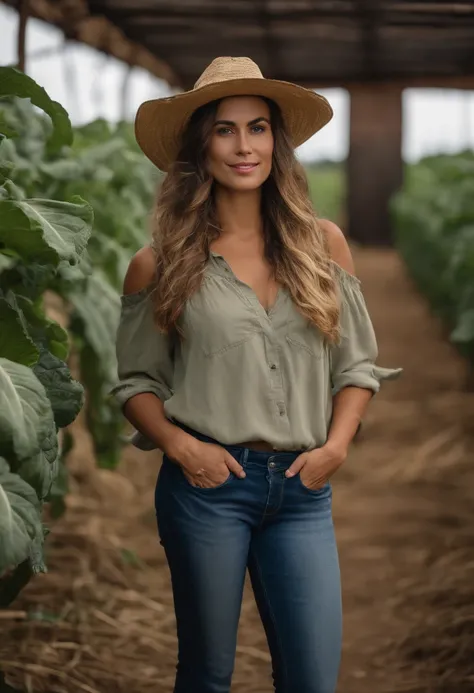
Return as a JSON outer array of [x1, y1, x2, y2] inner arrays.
[[229, 163, 259, 174]]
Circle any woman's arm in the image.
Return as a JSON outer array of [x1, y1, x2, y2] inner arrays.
[[320, 219, 373, 457], [118, 246, 197, 460], [285, 220, 382, 485], [116, 247, 246, 482]]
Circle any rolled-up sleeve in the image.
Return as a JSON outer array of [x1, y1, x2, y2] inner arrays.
[[330, 263, 402, 396], [109, 286, 174, 410]]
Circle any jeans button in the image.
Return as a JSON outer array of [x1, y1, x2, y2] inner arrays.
[[268, 461, 276, 468]]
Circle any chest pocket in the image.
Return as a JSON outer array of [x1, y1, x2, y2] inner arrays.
[[184, 277, 263, 358], [285, 307, 326, 360]]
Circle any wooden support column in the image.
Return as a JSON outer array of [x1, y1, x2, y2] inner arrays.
[[347, 84, 403, 246], [17, 0, 29, 72]]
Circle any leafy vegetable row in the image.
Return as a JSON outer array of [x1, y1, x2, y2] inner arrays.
[[0, 67, 91, 598], [392, 151, 474, 376], [1, 72, 161, 469], [0, 65, 160, 607]]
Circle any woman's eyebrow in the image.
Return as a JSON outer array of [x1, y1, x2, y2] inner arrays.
[[214, 117, 271, 127]]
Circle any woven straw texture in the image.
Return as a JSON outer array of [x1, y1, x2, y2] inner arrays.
[[135, 57, 333, 171]]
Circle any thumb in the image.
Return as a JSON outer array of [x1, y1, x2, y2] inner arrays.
[[285, 453, 308, 478], [224, 452, 246, 479]]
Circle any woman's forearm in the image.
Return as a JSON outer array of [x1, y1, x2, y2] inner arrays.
[[326, 386, 373, 456], [123, 393, 197, 460]]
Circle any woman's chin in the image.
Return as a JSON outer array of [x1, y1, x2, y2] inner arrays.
[[220, 176, 265, 193]]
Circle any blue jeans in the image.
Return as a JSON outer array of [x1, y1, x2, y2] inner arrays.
[[155, 426, 342, 693]]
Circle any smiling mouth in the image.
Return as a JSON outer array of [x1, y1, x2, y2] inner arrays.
[[229, 163, 259, 172]]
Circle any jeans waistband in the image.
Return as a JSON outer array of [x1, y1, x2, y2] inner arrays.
[[171, 419, 301, 462]]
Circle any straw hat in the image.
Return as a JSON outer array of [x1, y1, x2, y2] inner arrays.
[[135, 56, 333, 171]]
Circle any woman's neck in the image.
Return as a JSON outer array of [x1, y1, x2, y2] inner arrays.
[[214, 185, 263, 244]]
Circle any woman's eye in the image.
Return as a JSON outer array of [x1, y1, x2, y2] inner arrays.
[[216, 125, 267, 135]]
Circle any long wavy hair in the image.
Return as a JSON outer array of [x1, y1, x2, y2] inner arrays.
[[149, 96, 341, 343]]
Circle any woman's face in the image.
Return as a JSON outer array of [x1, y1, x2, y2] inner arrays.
[[207, 96, 274, 191]]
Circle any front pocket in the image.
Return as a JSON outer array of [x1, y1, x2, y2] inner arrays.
[[297, 475, 331, 495], [184, 277, 263, 358], [180, 468, 234, 492], [285, 313, 326, 360], [203, 330, 261, 358]]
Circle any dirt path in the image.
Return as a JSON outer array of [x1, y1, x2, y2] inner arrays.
[[1, 248, 474, 693]]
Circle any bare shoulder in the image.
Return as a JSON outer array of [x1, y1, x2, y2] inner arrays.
[[318, 218, 356, 276], [123, 245, 157, 295]]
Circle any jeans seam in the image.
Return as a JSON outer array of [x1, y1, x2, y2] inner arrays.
[[250, 545, 288, 691]]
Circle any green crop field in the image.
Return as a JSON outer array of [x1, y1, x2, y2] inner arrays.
[[305, 161, 345, 225]]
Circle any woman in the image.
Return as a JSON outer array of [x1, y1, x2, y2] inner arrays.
[[111, 57, 402, 693]]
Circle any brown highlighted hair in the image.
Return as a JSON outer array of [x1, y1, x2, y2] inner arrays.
[[150, 97, 340, 342]]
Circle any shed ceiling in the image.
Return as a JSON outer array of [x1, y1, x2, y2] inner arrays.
[[3, 1, 474, 88]]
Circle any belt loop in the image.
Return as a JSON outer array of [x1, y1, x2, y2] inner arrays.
[[241, 447, 249, 466]]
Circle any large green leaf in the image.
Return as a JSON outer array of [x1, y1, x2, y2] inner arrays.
[[12, 419, 58, 501], [1, 178, 25, 200], [79, 342, 123, 469], [14, 293, 70, 361], [0, 296, 39, 366], [0, 457, 43, 575], [0, 110, 18, 139], [66, 271, 123, 468], [46, 438, 71, 519], [87, 233, 134, 289], [0, 254, 15, 273], [33, 347, 84, 428], [0, 342, 61, 497], [0, 263, 56, 302], [68, 269, 121, 384], [0, 67, 72, 151], [0, 196, 93, 266], [0, 358, 53, 463]]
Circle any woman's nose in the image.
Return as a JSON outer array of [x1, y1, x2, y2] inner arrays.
[[236, 131, 252, 155]]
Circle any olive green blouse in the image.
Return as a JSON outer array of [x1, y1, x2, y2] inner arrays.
[[110, 250, 402, 451]]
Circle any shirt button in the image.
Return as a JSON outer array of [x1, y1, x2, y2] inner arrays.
[[270, 364, 277, 370]]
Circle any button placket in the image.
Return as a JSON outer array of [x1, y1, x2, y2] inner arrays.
[[263, 331, 289, 430], [210, 256, 292, 438]]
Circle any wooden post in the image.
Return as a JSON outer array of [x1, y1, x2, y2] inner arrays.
[[347, 84, 403, 246], [17, 0, 29, 72]]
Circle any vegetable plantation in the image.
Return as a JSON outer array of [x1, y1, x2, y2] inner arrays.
[[392, 152, 474, 377], [0, 67, 159, 612], [1, 67, 474, 693]]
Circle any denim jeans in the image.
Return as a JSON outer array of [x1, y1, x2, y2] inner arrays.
[[155, 425, 342, 693]]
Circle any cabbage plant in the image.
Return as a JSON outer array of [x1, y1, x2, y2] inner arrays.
[[0, 68, 90, 600]]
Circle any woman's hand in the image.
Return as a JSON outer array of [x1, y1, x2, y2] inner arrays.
[[285, 442, 347, 490], [165, 432, 246, 488]]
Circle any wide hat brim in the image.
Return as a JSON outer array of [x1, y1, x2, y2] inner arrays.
[[135, 76, 333, 172]]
